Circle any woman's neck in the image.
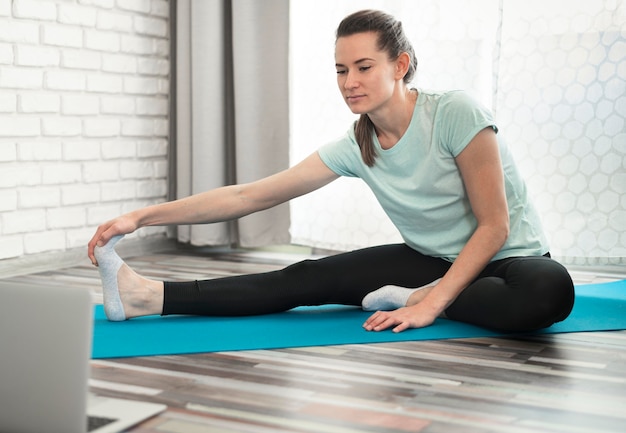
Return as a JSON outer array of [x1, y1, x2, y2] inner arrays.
[[370, 87, 417, 150]]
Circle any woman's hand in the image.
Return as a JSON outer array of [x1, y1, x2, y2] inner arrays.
[[87, 214, 138, 266], [363, 301, 442, 333]]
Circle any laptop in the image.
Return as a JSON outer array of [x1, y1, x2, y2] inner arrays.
[[0, 281, 166, 433]]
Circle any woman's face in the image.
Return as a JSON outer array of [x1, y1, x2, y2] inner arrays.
[[335, 31, 399, 115]]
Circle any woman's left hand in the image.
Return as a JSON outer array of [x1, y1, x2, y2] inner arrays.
[[363, 303, 440, 333]]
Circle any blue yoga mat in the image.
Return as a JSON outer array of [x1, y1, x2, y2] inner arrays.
[[91, 280, 626, 359]]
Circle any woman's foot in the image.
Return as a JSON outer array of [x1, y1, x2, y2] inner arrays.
[[406, 278, 441, 306], [94, 235, 164, 320], [362, 278, 441, 311]]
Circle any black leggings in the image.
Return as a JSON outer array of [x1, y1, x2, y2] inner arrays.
[[162, 244, 575, 332]]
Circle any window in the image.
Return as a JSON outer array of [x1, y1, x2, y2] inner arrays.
[[289, 0, 626, 264]]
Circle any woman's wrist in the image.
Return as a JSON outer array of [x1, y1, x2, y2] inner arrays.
[[127, 208, 148, 231], [420, 286, 454, 316]]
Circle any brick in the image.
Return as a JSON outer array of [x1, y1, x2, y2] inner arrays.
[[13, 0, 56, 20], [42, 163, 82, 184], [154, 39, 169, 57], [19, 93, 60, 113], [24, 229, 66, 254], [82, 161, 119, 182], [66, 226, 97, 249], [19, 186, 60, 208], [97, 10, 132, 32], [0, 42, 12, 64], [100, 180, 136, 201], [87, 203, 122, 224], [62, 49, 101, 70], [78, 0, 114, 9], [151, 0, 169, 18], [102, 53, 137, 74], [62, 94, 99, 115], [136, 97, 167, 115], [0, 164, 41, 187], [124, 76, 158, 94], [87, 74, 122, 93], [121, 160, 152, 179], [138, 139, 167, 157], [100, 96, 134, 114], [83, 117, 120, 137], [0, 116, 40, 137], [47, 206, 86, 228], [0, 66, 43, 89], [101, 140, 136, 159], [137, 178, 167, 198], [154, 160, 167, 178], [0, 235, 23, 260], [63, 141, 100, 161], [41, 117, 81, 136], [157, 77, 169, 95], [121, 118, 153, 136], [153, 118, 168, 137], [0, 142, 16, 161], [45, 70, 86, 91], [134, 16, 168, 37], [121, 199, 157, 214], [117, 0, 150, 14], [84, 29, 120, 52], [42, 25, 83, 48], [137, 57, 169, 76], [18, 141, 62, 161], [1, 209, 46, 234], [58, 4, 97, 27], [0, 0, 10, 16], [0, 20, 39, 44], [120, 34, 155, 55], [15, 45, 60, 67], [61, 183, 100, 204], [0, 188, 17, 211], [0, 92, 16, 112]]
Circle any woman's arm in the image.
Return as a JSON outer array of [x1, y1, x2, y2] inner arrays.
[[88, 152, 338, 264], [364, 127, 510, 332]]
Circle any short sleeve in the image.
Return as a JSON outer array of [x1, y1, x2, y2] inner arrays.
[[317, 127, 364, 178], [436, 91, 498, 157]]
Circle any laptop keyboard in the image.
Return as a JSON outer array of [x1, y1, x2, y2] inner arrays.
[[87, 415, 117, 432]]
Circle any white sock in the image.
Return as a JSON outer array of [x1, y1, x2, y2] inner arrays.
[[94, 235, 126, 321], [361, 278, 441, 311]]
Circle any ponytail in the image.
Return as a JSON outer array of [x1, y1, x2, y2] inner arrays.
[[355, 115, 377, 167]]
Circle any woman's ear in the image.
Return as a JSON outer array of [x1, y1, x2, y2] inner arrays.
[[395, 52, 411, 80]]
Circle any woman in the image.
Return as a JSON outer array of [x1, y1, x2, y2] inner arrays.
[[88, 10, 574, 333]]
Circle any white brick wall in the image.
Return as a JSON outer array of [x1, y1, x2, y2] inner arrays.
[[0, 0, 170, 262]]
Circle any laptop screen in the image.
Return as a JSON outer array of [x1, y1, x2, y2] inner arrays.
[[0, 282, 92, 433]]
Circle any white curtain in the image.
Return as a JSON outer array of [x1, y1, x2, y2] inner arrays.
[[175, 0, 291, 247], [289, 0, 625, 265]]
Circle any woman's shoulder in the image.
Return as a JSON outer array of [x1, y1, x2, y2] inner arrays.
[[420, 89, 493, 124], [433, 89, 481, 109], [417, 88, 480, 107]]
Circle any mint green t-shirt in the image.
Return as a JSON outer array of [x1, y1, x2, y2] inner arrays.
[[318, 90, 549, 262]]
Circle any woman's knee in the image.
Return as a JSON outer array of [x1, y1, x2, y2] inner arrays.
[[447, 257, 575, 332], [505, 257, 575, 328], [507, 257, 574, 300]]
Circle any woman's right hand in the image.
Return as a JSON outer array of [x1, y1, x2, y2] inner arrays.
[[87, 214, 139, 266]]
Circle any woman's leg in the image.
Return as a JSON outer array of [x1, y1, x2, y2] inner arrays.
[[163, 244, 451, 316], [445, 256, 575, 332]]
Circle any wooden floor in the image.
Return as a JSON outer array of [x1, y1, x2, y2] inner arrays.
[[3, 247, 626, 433]]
